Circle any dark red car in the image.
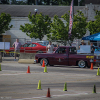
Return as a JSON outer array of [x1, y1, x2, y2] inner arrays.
[[35, 46, 99, 68], [5, 42, 47, 57]]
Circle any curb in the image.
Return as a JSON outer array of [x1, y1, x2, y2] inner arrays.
[[18, 59, 35, 64]]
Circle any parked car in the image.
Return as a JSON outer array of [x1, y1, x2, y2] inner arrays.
[[5, 42, 47, 57]]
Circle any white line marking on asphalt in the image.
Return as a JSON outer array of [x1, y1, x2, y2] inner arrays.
[[52, 93, 88, 97], [0, 73, 26, 76], [14, 92, 88, 100]]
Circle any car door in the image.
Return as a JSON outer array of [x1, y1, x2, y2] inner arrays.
[[53, 47, 69, 65], [31, 43, 46, 53], [25, 43, 37, 53], [20, 43, 30, 53]]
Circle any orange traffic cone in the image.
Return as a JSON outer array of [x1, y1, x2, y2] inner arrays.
[[90, 62, 93, 70], [42, 60, 45, 67], [46, 88, 51, 97], [27, 66, 30, 73]]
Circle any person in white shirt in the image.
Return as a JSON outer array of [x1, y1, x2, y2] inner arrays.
[[47, 41, 54, 53]]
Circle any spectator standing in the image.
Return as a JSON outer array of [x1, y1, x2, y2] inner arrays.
[[47, 41, 54, 53], [91, 43, 95, 54], [56, 44, 59, 48], [12, 39, 21, 61], [79, 40, 85, 49]]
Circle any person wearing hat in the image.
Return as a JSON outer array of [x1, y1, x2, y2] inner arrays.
[[79, 40, 85, 49]]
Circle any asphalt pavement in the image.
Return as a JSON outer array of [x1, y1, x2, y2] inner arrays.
[[0, 57, 100, 100]]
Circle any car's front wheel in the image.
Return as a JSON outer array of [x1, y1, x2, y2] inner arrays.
[[40, 58, 48, 66], [78, 60, 86, 68]]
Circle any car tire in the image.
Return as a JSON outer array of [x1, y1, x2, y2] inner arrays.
[[37, 51, 43, 53], [78, 60, 86, 68], [9, 51, 14, 57], [40, 58, 48, 66]]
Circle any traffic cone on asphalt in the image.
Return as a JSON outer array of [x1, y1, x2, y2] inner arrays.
[[0, 64, 1, 71], [44, 65, 48, 73], [63, 82, 67, 91], [42, 60, 45, 67], [92, 84, 96, 93], [27, 66, 30, 73], [37, 80, 42, 90], [97, 68, 100, 76], [90, 62, 93, 70], [46, 88, 51, 97]]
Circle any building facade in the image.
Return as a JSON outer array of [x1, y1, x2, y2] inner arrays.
[[0, 4, 100, 48]]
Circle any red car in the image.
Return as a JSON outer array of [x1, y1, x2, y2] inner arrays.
[[5, 42, 47, 57]]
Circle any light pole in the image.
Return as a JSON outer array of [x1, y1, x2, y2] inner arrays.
[[78, 0, 81, 6], [34, 9, 38, 15], [30, 9, 38, 42]]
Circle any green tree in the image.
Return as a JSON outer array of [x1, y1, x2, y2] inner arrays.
[[0, 13, 12, 34], [0, 0, 9, 4], [20, 12, 52, 40], [27, 0, 35, 5], [26, 0, 83, 5], [47, 11, 87, 45], [87, 10, 100, 35]]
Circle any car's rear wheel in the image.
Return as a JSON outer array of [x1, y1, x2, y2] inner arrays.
[[40, 58, 48, 66], [9, 51, 14, 57], [78, 60, 86, 68]]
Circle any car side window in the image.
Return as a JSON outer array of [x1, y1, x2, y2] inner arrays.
[[23, 44, 27, 47], [55, 48, 66, 54], [28, 44, 32, 47], [23, 44, 30, 47], [32, 44, 36, 47], [27, 44, 30, 47], [28, 44, 36, 47]]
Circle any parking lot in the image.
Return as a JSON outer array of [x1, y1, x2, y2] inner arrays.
[[0, 57, 100, 100]]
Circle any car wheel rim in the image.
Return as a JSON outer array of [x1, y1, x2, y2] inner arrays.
[[40, 59, 48, 65], [78, 60, 85, 68]]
